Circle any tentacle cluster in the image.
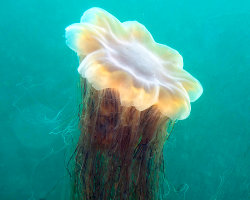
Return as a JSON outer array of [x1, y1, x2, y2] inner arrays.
[[70, 79, 173, 200]]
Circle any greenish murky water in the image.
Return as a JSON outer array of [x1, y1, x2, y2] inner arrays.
[[0, 0, 249, 199]]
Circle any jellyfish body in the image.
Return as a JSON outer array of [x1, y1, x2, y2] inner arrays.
[[66, 8, 203, 200]]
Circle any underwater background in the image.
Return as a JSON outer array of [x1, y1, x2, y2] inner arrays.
[[0, 0, 249, 199]]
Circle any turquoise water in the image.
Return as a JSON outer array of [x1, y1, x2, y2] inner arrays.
[[0, 0, 249, 199]]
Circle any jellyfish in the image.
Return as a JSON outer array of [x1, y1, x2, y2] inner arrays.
[[65, 7, 203, 200]]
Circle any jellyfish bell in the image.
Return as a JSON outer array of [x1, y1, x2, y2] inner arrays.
[[66, 7, 203, 199], [66, 8, 202, 120]]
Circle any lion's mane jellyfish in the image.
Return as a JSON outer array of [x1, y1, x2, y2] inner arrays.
[[65, 7, 203, 200]]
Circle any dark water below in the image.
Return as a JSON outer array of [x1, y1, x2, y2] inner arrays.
[[0, 0, 249, 199]]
